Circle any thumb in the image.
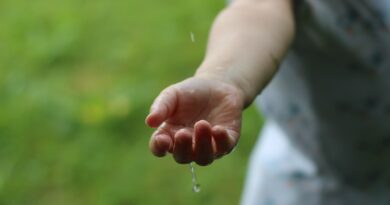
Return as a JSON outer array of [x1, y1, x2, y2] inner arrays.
[[145, 86, 178, 128]]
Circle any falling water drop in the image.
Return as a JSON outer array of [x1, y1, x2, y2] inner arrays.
[[189, 162, 201, 193], [190, 31, 196, 43], [192, 183, 201, 193]]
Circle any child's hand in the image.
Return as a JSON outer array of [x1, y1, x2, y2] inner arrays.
[[146, 77, 244, 166]]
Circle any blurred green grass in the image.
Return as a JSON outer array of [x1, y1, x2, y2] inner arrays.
[[0, 0, 263, 204]]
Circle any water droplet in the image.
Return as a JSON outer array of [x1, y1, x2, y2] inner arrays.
[[190, 32, 195, 43], [192, 183, 201, 193], [189, 162, 201, 193]]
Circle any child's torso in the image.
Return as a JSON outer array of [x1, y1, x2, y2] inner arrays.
[[259, 0, 390, 188]]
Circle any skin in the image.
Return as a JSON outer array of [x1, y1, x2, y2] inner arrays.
[[146, 0, 295, 166]]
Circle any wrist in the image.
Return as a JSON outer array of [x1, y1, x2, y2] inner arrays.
[[194, 69, 254, 108]]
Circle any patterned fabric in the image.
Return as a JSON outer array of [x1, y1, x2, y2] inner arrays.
[[242, 0, 390, 204]]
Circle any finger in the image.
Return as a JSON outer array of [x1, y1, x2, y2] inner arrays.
[[194, 120, 214, 166], [172, 129, 193, 164], [149, 129, 173, 157], [145, 87, 178, 128], [212, 125, 236, 158]]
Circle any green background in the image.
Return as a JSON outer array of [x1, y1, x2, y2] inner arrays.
[[0, 0, 263, 204]]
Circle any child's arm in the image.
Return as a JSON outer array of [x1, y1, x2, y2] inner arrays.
[[196, 0, 295, 106], [146, 0, 295, 166]]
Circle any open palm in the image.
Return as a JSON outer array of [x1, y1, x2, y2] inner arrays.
[[146, 77, 245, 166]]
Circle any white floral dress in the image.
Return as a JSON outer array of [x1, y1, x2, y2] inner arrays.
[[241, 0, 390, 204]]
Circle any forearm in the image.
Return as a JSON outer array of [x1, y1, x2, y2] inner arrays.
[[195, 0, 295, 107]]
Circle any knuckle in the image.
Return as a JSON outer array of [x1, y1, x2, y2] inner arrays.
[[173, 155, 191, 164], [196, 161, 212, 166], [151, 149, 166, 157], [195, 158, 213, 166]]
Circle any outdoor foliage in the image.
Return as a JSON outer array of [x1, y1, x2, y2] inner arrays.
[[0, 0, 262, 204]]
